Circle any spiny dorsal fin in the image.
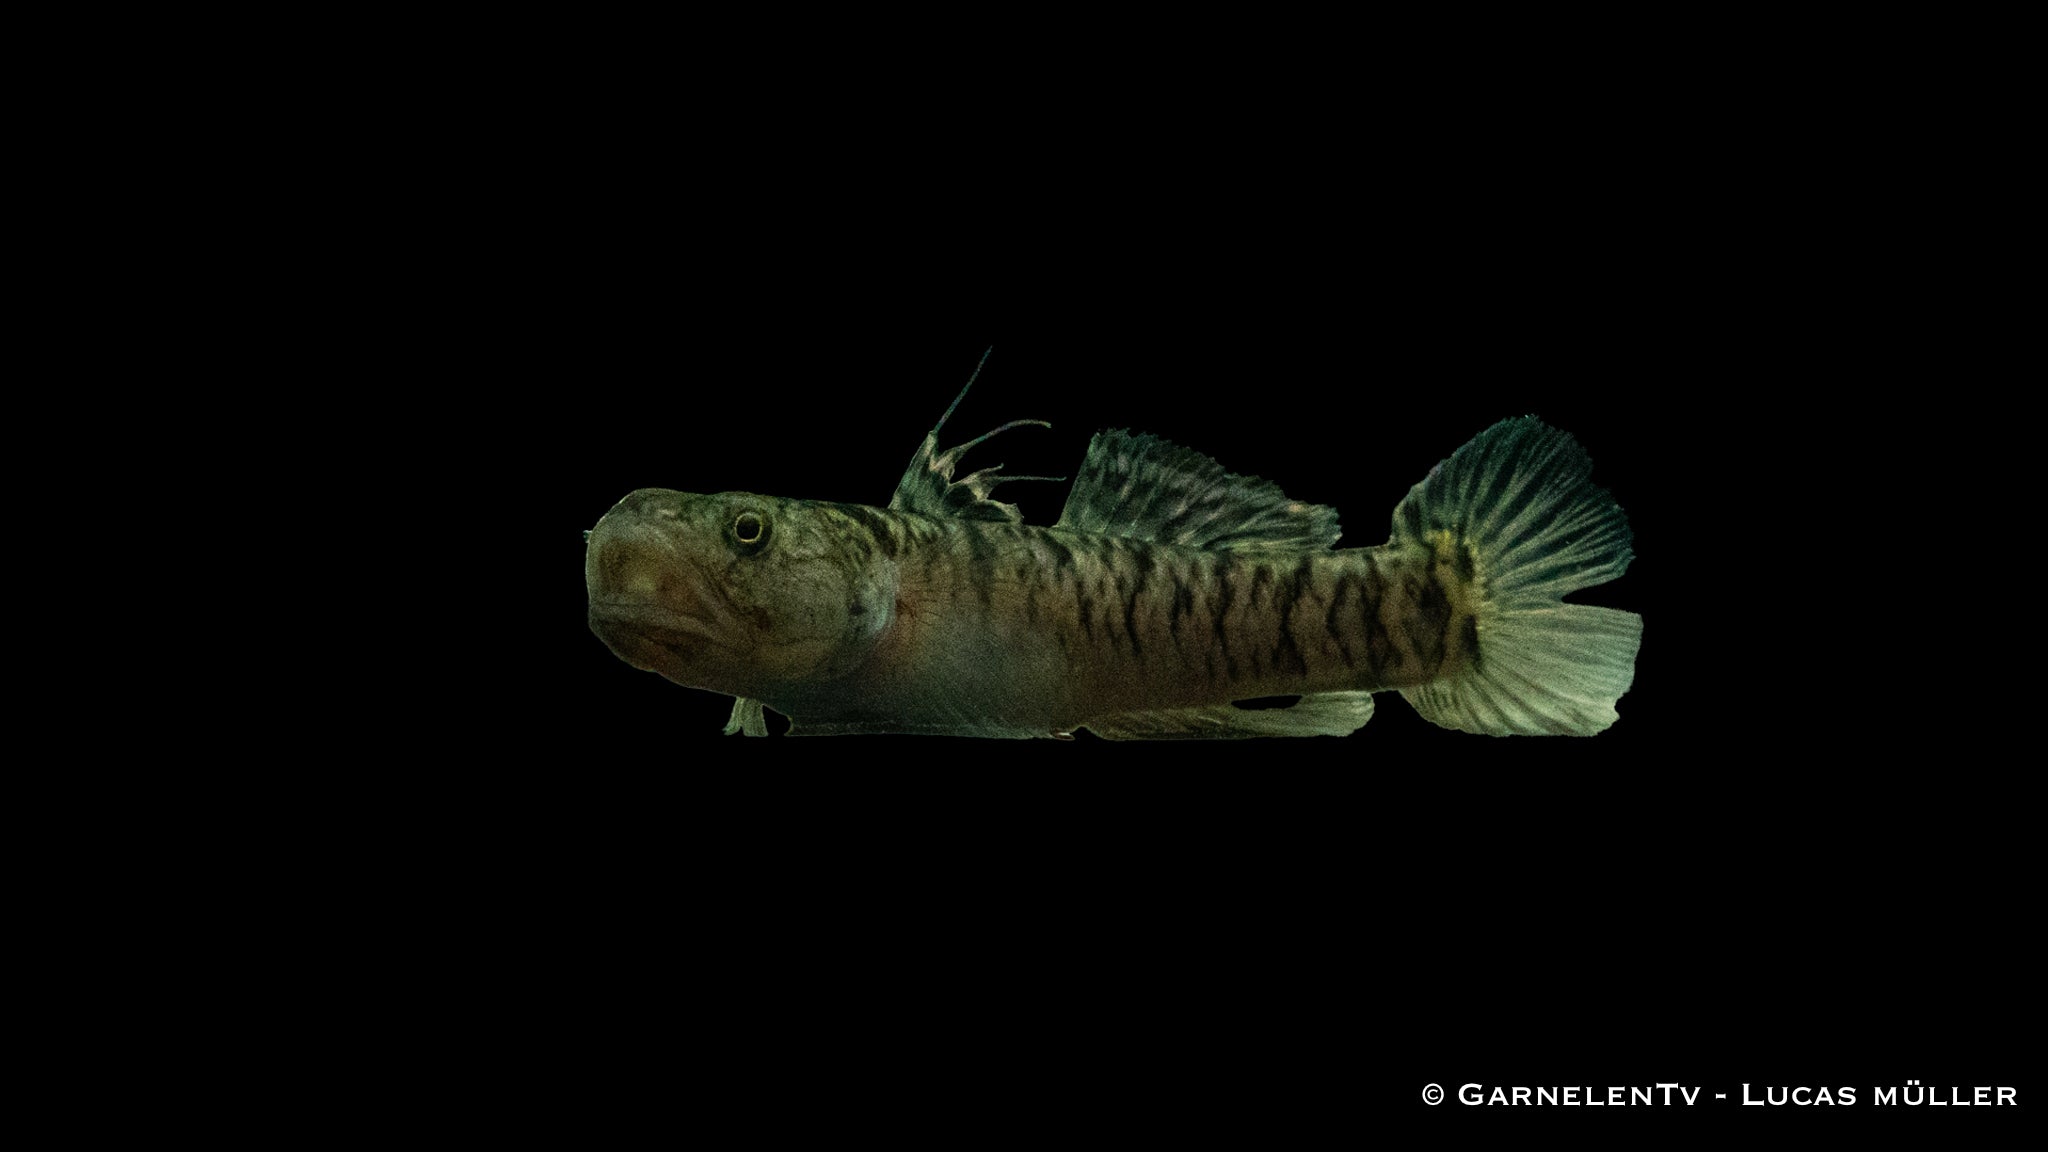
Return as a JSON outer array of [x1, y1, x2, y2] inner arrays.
[[889, 350, 1060, 522], [1053, 430, 1342, 551], [888, 423, 1057, 522]]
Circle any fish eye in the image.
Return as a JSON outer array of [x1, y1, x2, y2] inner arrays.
[[732, 510, 768, 550]]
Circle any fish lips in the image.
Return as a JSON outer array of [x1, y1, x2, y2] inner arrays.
[[585, 507, 734, 682], [585, 595, 716, 675]]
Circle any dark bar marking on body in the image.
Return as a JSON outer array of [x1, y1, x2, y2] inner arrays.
[[964, 522, 997, 608], [1169, 568, 1195, 646], [1405, 571, 1451, 673], [838, 504, 900, 559], [1046, 534, 1077, 580], [1324, 569, 1356, 668], [1272, 555, 1312, 676], [1361, 557, 1391, 682], [1075, 577, 1095, 642], [1210, 554, 1237, 679], [1122, 544, 1154, 661]]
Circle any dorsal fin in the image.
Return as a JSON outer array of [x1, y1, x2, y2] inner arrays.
[[1053, 429, 1342, 551], [889, 349, 1060, 522]]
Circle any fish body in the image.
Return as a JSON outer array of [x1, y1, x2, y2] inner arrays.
[[586, 380, 1640, 740]]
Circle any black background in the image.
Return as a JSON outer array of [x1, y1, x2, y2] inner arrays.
[[369, 74, 2021, 1127], [507, 328, 2020, 1126], [81, 12, 2026, 1135]]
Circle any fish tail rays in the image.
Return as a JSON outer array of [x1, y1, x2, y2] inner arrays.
[[1391, 417, 1642, 736]]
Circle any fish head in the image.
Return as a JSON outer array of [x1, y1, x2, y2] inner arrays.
[[585, 488, 895, 696]]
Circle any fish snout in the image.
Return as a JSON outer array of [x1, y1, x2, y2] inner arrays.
[[584, 494, 694, 609], [583, 494, 726, 682]]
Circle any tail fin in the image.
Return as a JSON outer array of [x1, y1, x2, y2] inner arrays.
[[1393, 417, 1642, 735]]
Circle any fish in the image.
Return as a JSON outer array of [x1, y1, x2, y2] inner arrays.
[[584, 366, 1641, 740]]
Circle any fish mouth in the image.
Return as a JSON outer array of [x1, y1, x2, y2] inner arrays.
[[587, 597, 736, 678], [586, 596, 719, 638], [581, 500, 741, 672]]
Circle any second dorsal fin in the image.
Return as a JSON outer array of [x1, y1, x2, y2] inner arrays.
[[1053, 429, 1341, 551]]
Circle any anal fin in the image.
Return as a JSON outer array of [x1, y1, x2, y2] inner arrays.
[[1081, 691, 1375, 740]]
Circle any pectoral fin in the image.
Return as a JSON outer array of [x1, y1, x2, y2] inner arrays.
[[723, 696, 769, 737]]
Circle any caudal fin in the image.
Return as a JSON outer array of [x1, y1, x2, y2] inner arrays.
[[1393, 417, 1642, 735]]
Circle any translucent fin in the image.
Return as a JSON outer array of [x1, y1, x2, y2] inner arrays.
[[1082, 690, 1375, 740], [786, 718, 1047, 738], [1402, 605, 1641, 735], [889, 422, 1055, 522], [889, 352, 1060, 522], [1054, 430, 1342, 552], [1392, 417, 1642, 736], [722, 696, 769, 737]]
